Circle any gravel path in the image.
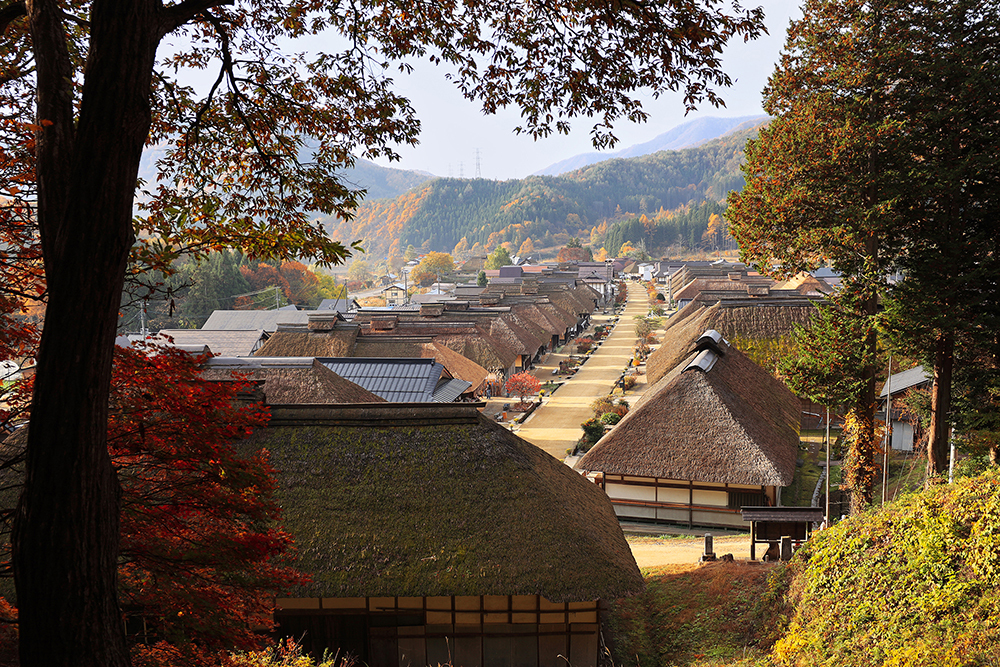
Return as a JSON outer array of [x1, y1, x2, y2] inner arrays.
[[626, 534, 752, 568]]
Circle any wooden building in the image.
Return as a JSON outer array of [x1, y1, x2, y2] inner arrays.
[[577, 330, 801, 529], [242, 403, 643, 667]]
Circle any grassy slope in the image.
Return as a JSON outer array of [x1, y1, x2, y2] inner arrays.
[[611, 470, 1000, 667], [610, 562, 787, 667], [772, 469, 1000, 667]]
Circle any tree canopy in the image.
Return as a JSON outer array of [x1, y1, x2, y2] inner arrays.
[[730, 0, 1000, 495], [1, 0, 767, 662], [485, 246, 513, 270]]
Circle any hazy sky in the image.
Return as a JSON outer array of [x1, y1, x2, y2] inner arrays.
[[367, 1, 803, 180]]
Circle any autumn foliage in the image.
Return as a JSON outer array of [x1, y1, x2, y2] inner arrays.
[[0, 201, 42, 364], [505, 371, 541, 408], [3, 344, 304, 666]]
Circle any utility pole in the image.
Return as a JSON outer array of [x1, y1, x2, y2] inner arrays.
[[825, 406, 831, 525], [882, 354, 892, 504]]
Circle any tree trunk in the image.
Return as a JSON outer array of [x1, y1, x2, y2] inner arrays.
[[849, 350, 878, 514], [926, 331, 954, 479], [848, 256, 880, 515], [14, 1, 159, 665]]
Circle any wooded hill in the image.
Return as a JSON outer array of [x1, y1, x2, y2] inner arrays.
[[318, 121, 762, 259]]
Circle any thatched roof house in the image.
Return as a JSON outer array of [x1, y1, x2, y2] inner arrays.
[[578, 330, 800, 529], [647, 299, 820, 384], [247, 403, 642, 666], [252, 325, 359, 358], [201, 357, 384, 404]]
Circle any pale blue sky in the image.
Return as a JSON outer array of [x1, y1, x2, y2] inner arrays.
[[368, 1, 802, 179]]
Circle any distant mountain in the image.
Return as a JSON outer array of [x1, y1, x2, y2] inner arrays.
[[137, 148, 432, 203], [336, 159, 435, 201], [320, 119, 766, 258], [533, 115, 768, 176]]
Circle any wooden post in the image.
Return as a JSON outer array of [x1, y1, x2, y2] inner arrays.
[[750, 522, 756, 561]]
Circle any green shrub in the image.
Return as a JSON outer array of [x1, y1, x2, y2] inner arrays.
[[581, 418, 606, 443], [600, 412, 622, 425], [771, 468, 1000, 666]]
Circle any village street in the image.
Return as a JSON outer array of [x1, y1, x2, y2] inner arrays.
[[513, 286, 652, 460]]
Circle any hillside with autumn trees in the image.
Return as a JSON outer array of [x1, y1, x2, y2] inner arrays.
[[318, 122, 760, 259]]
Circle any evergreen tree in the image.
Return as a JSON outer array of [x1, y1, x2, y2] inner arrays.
[[728, 0, 907, 509]]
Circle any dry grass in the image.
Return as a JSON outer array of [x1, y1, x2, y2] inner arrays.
[[610, 561, 787, 667]]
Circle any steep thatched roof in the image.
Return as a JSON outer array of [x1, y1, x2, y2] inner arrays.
[[647, 302, 722, 384], [647, 300, 820, 384], [673, 276, 775, 302], [422, 341, 489, 392], [201, 358, 384, 404], [252, 327, 359, 357], [242, 404, 643, 601], [440, 332, 518, 372], [578, 332, 800, 486]]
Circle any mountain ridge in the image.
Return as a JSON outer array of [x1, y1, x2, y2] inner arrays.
[[533, 115, 768, 176], [318, 119, 767, 259]]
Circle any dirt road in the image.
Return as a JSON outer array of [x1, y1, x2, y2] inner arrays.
[[626, 534, 751, 568], [515, 288, 649, 459]]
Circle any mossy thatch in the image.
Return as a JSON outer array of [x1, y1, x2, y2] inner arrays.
[[578, 336, 800, 486], [253, 328, 358, 357], [242, 404, 643, 602]]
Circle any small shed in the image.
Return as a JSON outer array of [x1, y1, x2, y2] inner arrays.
[[741, 506, 824, 561]]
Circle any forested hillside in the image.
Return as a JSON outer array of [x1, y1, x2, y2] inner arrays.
[[319, 122, 761, 259]]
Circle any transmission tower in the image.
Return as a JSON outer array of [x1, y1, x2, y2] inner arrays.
[[458, 162, 464, 179], [474, 148, 482, 179]]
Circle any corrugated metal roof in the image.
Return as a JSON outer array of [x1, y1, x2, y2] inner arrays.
[[317, 357, 451, 402], [880, 366, 932, 397], [432, 378, 473, 403]]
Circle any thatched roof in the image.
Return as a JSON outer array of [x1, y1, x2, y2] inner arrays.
[[201, 358, 384, 404], [440, 332, 518, 372], [252, 327, 359, 357], [673, 276, 775, 302], [578, 332, 800, 486], [241, 404, 643, 601], [647, 302, 723, 384], [774, 272, 835, 296], [422, 341, 489, 392], [647, 300, 820, 384]]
